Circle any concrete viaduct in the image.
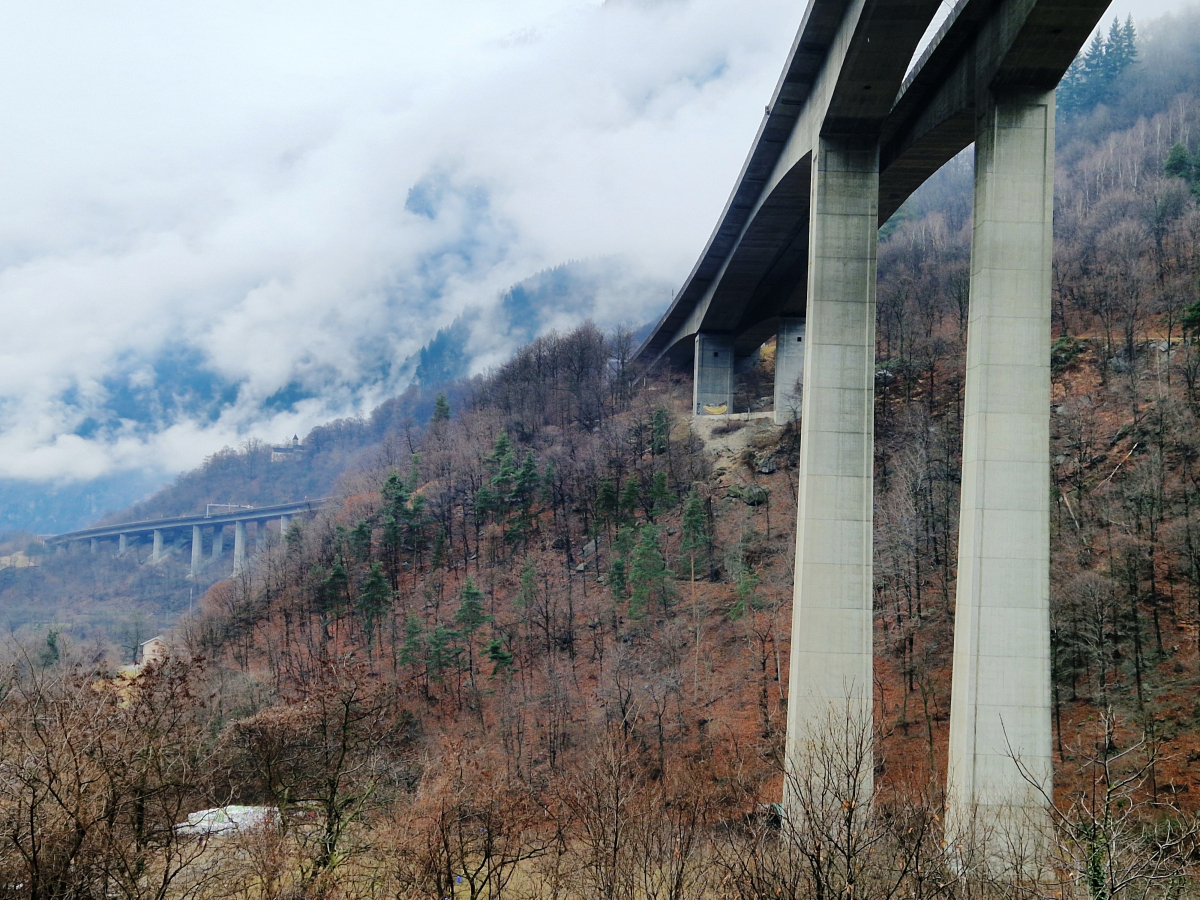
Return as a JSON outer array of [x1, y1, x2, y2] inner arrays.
[[44, 500, 326, 577], [635, 0, 1110, 839]]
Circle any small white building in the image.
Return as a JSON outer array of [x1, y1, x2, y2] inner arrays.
[[271, 435, 304, 463], [138, 635, 171, 666]]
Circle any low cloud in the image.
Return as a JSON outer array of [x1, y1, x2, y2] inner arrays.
[[0, 0, 799, 490]]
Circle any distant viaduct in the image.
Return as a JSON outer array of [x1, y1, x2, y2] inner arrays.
[[43, 500, 327, 576]]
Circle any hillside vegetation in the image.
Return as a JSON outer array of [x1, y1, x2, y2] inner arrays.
[[4, 11, 1200, 899]]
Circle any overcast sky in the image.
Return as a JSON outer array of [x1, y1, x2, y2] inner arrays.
[[0, 0, 1193, 489]]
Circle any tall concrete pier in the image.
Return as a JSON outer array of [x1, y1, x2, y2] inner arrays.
[[233, 521, 247, 575], [693, 333, 734, 415], [946, 90, 1055, 839], [773, 318, 806, 425], [785, 137, 879, 798], [191, 525, 203, 576]]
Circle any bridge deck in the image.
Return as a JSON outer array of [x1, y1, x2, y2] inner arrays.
[[45, 499, 328, 544]]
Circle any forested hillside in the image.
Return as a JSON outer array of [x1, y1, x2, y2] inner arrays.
[[4, 11, 1200, 899]]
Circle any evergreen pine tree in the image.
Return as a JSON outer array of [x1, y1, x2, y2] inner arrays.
[[597, 479, 618, 524], [431, 393, 451, 423], [455, 578, 490, 690], [349, 519, 373, 562], [399, 614, 424, 668], [649, 471, 673, 521], [651, 408, 670, 455], [609, 527, 633, 601], [486, 639, 514, 676], [628, 526, 673, 619], [1165, 143, 1194, 182], [321, 557, 350, 614], [455, 578, 490, 637], [356, 562, 390, 645], [516, 559, 537, 608], [514, 450, 539, 509], [1059, 28, 1111, 118], [407, 492, 429, 559], [1105, 16, 1136, 76], [1080, 28, 1109, 104], [681, 490, 707, 574], [1057, 55, 1086, 118], [619, 478, 640, 523], [426, 624, 461, 683], [38, 630, 60, 669], [609, 556, 628, 601], [382, 471, 409, 516], [729, 567, 759, 620], [489, 433, 517, 504], [475, 485, 500, 520]]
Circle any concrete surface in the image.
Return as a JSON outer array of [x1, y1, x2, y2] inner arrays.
[[774, 318, 806, 424], [785, 136, 879, 802], [946, 89, 1055, 842], [693, 333, 736, 415]]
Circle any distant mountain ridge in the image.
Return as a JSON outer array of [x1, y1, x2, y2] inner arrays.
[[2, 258, 668, 535]]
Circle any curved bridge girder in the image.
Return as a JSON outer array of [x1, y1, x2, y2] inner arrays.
[[639, 0, 943, 366], [636, 0, 1110, 372], [879, 0, 1108, 221]]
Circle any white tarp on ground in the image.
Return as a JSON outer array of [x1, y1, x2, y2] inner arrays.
[[175, 806, 277, 836]]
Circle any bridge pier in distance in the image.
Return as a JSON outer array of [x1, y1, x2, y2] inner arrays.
[[90, 538, 98, 554], [773, 318, 806, 425], [212, 526, 224, 560], [152, 529, 163, 563], [946, 90, 1055, 846], [785, 136, 879, 804], [233, 521, 247, 575], [692, 333, 734, 416], [280, 514, 291, 534], [191, 525, 203, 576], [118, 534, 127, 555]]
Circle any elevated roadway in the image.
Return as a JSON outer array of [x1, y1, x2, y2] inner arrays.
[[637, 0, 1105, 418], [46, 499, 327, 576]]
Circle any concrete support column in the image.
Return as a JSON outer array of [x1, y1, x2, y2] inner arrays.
[[152, 529, 163, 562], [90, 538, 98, 554], [946, 90, 1054, 842], [280, 514, 291, 534], [191, 525, 203, 576], [773, 318, 807, 425], [212, 527, 224, 560], [785, 137, 878, 800], [118, 533, 127, 555], [693, 333, 734, 416], [256, 520, 267, 553], [233, 521, 246, 575]]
